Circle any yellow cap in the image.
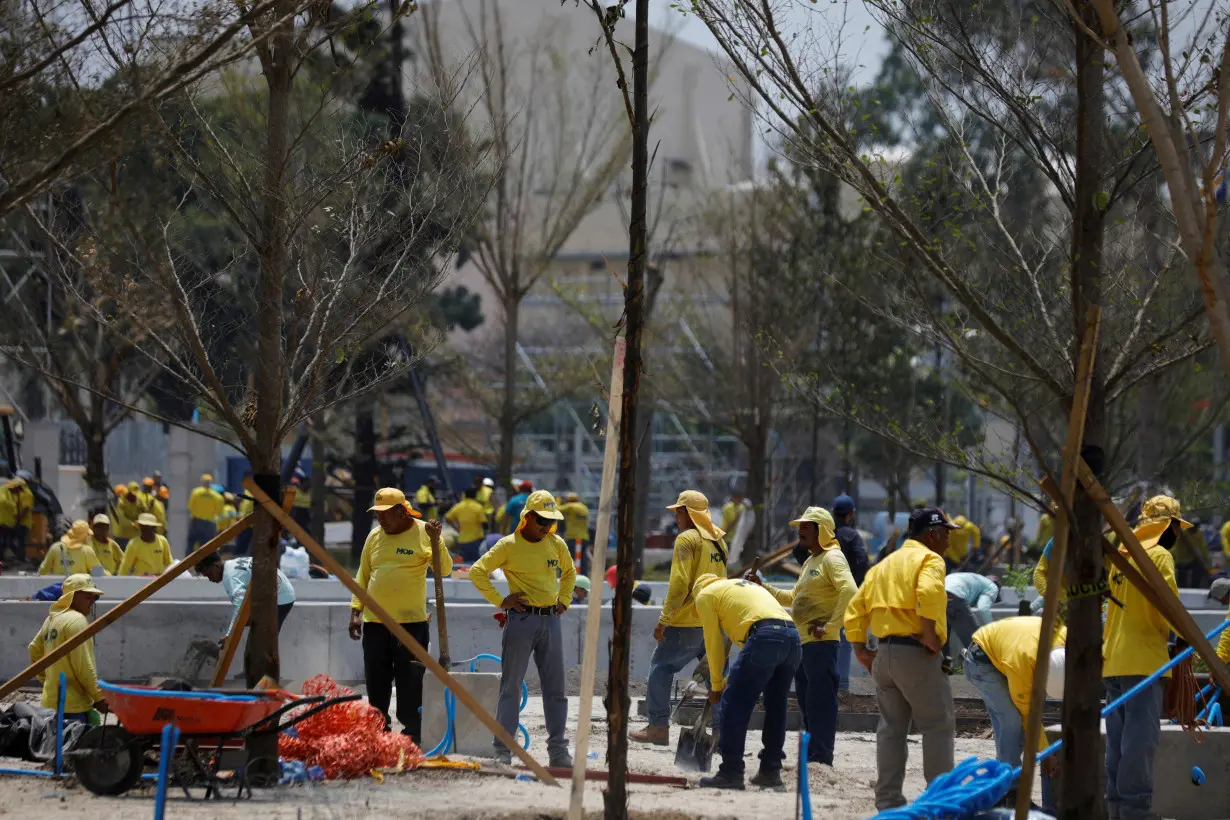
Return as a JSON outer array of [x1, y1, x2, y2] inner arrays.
[[201, 473, 213, 483], [1139, 495, 1192, 529], [522, 490, 564, 521], [666, 490, 725, 542], [92, 514, 110, 525], [51, 574, 104, 613], [368, 487, 422, 516], [137, 513, 160, 527]]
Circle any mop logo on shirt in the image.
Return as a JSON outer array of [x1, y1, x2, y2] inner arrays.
[[396, 547, 415, 557], [546, 558, 560, 569]]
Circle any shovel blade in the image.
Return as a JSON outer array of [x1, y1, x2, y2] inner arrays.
[[674, 728, 714, 772]]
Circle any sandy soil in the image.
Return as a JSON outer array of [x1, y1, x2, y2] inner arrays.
[[0, 693, 1024, 820]]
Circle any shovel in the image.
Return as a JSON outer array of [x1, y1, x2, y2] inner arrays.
[[674, 698, 717, 772]]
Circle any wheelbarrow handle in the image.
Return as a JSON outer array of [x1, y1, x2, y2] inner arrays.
[[242, 694, 327, 736], [248, 693, 362, 737]]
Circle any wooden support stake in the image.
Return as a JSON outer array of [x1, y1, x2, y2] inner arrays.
[[429, 526, 450, 667], [1074, 459, 1230, 695], [568, 338, 625, 820], [0, 514, 257, 701], [210, 490, 296, 688], [1017, 305, 1100, 820], [242, 478, 558, 786], [735, 540, 797, 575]]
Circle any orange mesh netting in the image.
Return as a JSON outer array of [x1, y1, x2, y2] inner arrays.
[[278, 674, 425, 779]]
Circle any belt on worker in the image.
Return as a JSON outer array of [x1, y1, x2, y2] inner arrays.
[[963, 643, 990, 665], [522, 605, 558, 616], [880, 635, 927, 649], [747, 618, 796, 637]]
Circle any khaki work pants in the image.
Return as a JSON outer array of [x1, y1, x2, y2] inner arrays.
[[871, 640, 956, 810]]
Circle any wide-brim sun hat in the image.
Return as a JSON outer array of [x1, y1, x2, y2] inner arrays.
[[666, 490, 725, 541], [1137, 495, 1193, 529], [51, 573, 104, 614]]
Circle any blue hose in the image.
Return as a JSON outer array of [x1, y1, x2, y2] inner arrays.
[[871, 618, 1230, 820], [798, 731, 812, 820], [425, 654, 530, 757], [1196, 687, 1221, 723]]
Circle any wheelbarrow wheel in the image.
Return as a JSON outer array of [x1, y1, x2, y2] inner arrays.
[[75, 726, 144, 796]]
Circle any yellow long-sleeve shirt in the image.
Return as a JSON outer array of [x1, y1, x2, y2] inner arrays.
[[948, 520, 980, 563], [476, 485, 494, 515], [1032, 555, 1068, 608], [696, 578, 792, 690], [659, 529, 729, 628], [1104, 523, 1177, 678], [113, 498, 141, 540], [766, 546, 857, 644], [559, 502, 590, 541], [415, 486, 438, 521], [469, 531, 575, 609], [137, 492, 165, 525], [972, 616, 1066, 750], [39, 542, 106, 576], [445, 498, 487, 543], [216, 503, 238, 530], [721, 501, 742, 533], [1218, 601, 1230, 664], [88, 537, 124, 575], [188, 486, 225, 522], [1220, 521, 1230, 554], [844, 539, 948, 646], [118, 534, 172, 576], [351, 520, 453, 623], [28, 609, 105, 712], [1035, 514, 1054, 549]]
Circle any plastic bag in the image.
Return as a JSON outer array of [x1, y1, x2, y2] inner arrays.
[[280, 545, 310, 579]]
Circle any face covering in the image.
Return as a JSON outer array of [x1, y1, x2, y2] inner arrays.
[[1158, 524, 1179, 549]]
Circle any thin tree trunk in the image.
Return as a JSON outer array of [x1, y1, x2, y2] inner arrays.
[[352, 400, 377, 562], [632, 400, 652, 575], [604, 3, 648, 816], [498, 294, 519, 487], [244, 6, 294, 775], [1060, 6, 1107, 817]]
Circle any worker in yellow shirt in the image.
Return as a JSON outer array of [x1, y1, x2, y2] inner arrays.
[[349, 487, 449, 743], [752, 506, 856, 767], [721, 493, 744, 534], [844, 506, 956, 811], [693, 574, 800, 790], [469, 490, 575, 768], [113, 483, 142, 547], [1103, 495, 1183, 820], [446, 487, 488, 563], [1211, 579, 1230, 663], [0, 476, 34, 563], [87, 514, 124, 575], [217, 492, 239, 531], [39, 520, 107, 576], [1035, 508, 1055, 551], [630, 489, 729, 746], [187, 474, 224, 556], [118, 514, 173, 576], [28, 574, 107, 722], [962, 616, 1065, 814], [135, 478, 166, 535], [946, 514, 980, 570], [415, 478, 439, 523], [475, 476, 495, 525], [558, 491, 590, 573]]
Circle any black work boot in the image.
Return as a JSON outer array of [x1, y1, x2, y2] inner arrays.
[[698, 770, 745, 790], [750, 768, 784, 788]]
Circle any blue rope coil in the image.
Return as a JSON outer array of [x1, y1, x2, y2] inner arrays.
[[425, 653, 530, 757], [871, 758, 1016, 820]]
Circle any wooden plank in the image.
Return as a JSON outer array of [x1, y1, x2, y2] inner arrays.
[[210, 489, 296, 688], [1017, 305, 1100, 820], [1074, 458, 1230, 696], [568, 337, 625, 820], [241, 479, 559, 786], [429, 523, 450, 667], [0, 514, 257, 701]]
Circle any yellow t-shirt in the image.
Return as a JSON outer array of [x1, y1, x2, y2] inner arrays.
[[721, 501, 742, 533], [844, 539, 948, 645], [1217, 601, 1230, 664], [559, 502, 590, 541], [696, 578, 792, 690], [118, 534, 173, 576], [351, 520, 452, 623], [659, 529, 729, 628], [476, 485, 494, 514], [1104, 523, 1177, 678], [38, 542, 106, 576], [445, 499, 487, 544], [113, 498, 141, 540], [88, 536, 124, 575], [469, 531, 576, 609], [415, 486, 438, 520], [948, 521, 980, 563], [973, 616, 1066, 749], [28, 609, 104, 713], [766, 546, 857, 644], [188, 486, 224, 522]]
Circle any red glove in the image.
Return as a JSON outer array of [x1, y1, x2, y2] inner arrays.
[[494, 611, 507, 629]]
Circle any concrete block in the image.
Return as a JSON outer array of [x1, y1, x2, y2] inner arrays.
[[1044, 722, 1230, 820], [421, 671, 500, 757]]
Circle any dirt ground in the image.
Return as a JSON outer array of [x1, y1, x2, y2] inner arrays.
[[0, 693, 1027, 820]]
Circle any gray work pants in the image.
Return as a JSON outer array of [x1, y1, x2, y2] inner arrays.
[[871, 640, 956, 810], [495, 611, 568, 757]]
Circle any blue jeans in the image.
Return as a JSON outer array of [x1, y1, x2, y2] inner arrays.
[[795, 640, 839, 764], [837, 630, 852, 691], [716, 620, 801, 778], [495, 612, 568, 758], [645, 626, 706, 727], [963, 647, 1054, 813], [186, 517, 216, 557], [1105, 675, 1164, 820], [457, 539, 483, 563]]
